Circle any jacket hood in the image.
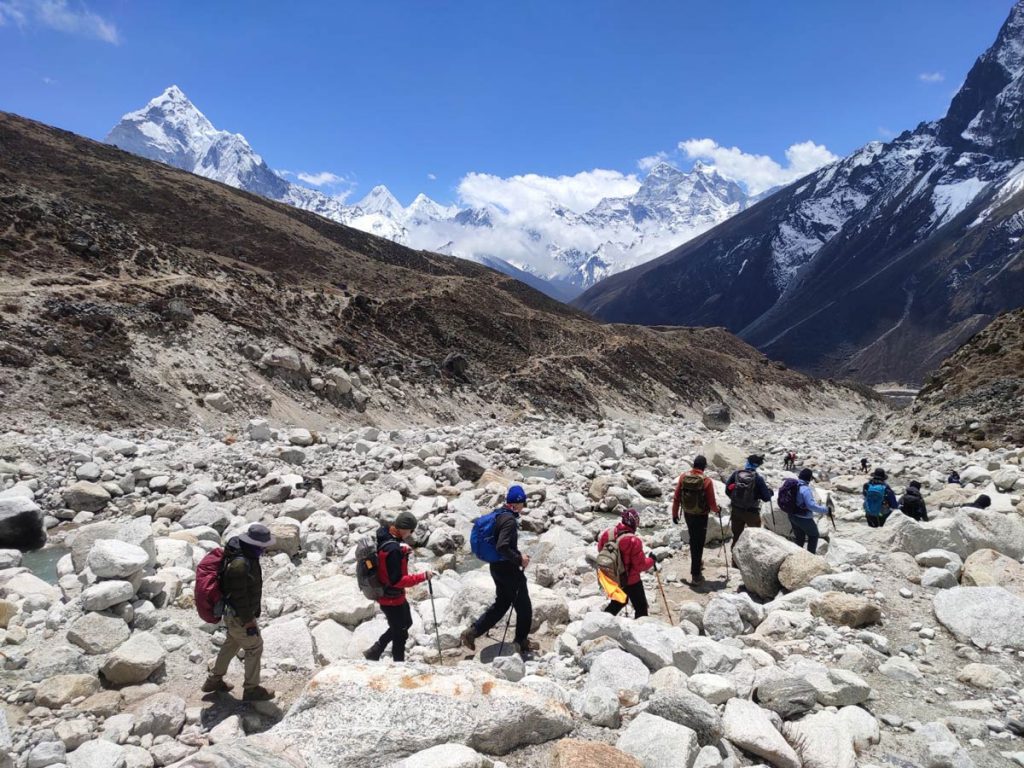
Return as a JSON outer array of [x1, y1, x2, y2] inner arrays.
[[376, 525, 399, 548]]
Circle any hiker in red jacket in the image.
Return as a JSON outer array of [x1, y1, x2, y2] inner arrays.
[[671, 455, 719, 586], [597, 508, 655, 617]]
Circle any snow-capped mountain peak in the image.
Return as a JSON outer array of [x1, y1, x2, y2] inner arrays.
[[106, 87, 761, 299]]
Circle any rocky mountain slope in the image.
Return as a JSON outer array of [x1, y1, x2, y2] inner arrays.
[[577, 1, 1024, 386], [105, 87, 754, 298], [3, 412, 1023, 768], [904, 307, 1024, 448], [0, 111, 864, 431]]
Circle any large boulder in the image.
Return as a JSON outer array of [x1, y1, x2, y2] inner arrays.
[[67, 740, 126, 768], [387, 743, 492, 768], [701, 403, 731, 431], [100, 632, 167, 685], [447, 571, 569, 632], [132, 693, 186, 737], [615, 712, 699, 768], [645, 688, 723, 745], [952, 509, 1024, 559], [63, 481, 111, 512], [67, 613, 130, 654], [453, 451, 489, 482], [270, 662, 572, 765], [782, 710, 857, 768], [753, 676, 817, 719], [81, 581, 136, 612], [585, 649, 650, 705], [722, 698, 800, 768], [778, 550, 833, 591], [551, 739, 642, 768], [809, 592, 881, 628], [292, 575, 377, 628], [699, 440, 745, 471], [87, 540, 149, 579], [961, 548, 1024, 594], [933, 586, 1024, 649], [262, 617, 316, 669], [731, 528, 802, 599], [71, 520, 155, 572], [35, 674, 101, 708], [0, 497, 46, 550], [522, 439, 566, 467]]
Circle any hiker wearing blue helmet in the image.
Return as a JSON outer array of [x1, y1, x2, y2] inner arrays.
[[460, 485, 537, 659]]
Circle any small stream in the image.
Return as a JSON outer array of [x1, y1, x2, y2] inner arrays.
[[20, 546, 70, 585]]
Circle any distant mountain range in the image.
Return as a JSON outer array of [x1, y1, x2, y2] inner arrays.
[[105, 87, 756, 299], [577, 0, 1024, 385]]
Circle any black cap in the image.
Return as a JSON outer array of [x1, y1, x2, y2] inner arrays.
[[693, 455, 708, 470], [798, 468, 814, 482], [872, 468, 887, 481], [747, 454, 765, 467], [394, 511, 419, 531], [909, 480, 922, 489]]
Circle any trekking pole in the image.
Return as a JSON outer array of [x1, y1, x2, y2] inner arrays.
[[427, 578, 443, 665], [716, 509, 730, 577], [769, 499, 777, 531], [497, 581, 522, 658], [826, 493, 838, 531], [653, 559, 674, 626]]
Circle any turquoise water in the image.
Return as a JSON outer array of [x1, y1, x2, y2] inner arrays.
[[20, 546, 69, 584]]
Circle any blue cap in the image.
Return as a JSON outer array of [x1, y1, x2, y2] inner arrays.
[[506, 485, 527, 504]]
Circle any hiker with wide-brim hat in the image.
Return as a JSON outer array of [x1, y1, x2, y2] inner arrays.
[[862, 467, 899, 528], [364, 511, 433, 662], [203, 523, 276, 701]]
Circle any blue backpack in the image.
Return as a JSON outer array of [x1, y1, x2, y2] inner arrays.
[[864, 482, 887, 517], [470, 509, 510, 563]]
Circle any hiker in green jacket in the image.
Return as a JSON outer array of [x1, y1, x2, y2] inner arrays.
[[203, 524, 276, 701]]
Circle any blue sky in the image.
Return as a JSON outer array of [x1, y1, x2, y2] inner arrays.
[[0, 0, 1017, 206]]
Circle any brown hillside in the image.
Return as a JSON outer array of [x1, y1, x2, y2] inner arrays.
[[0, 112, 870, 429]]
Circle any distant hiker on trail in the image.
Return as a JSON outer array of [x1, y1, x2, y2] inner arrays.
[[863, 468, 899, 528], [965, 494, 992, 510], [899, 480, 929, 522], [778, 469, 828, 554], [203, 524, 276, 702], [597, 508, 655, 617], [672, 455, 719, 586], [461, 485, 537, 659], [783, 451, 797, 471], [726, 454, 773, 545], [860, 458, 869, 472], [363, 511, 433, 663], [947, 470, 963, 486]]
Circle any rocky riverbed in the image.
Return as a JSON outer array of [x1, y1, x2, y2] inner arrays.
[[2, 410, 1024, 768]]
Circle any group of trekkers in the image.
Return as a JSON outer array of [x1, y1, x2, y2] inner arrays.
[[202, 449, 976, 690]]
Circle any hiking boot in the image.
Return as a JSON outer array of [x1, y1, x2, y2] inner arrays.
[[460, 627, 477, 651], [242, 686, 275, 702], [363, 642, 383, 661], [201, 676, 233, 693], [691, 574, 704, 586]]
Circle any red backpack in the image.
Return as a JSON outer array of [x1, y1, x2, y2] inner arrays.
[[194, 548, 226, 623]]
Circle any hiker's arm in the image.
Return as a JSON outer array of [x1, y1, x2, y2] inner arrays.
[[495, 516, 523, 566], [757, 474, 773, 501], [886, 487, 899, 509], [671, 477, 682, 523], [386, 545, 426, 589], [800, 486, 827, 515], [704, 477, 719, 513]]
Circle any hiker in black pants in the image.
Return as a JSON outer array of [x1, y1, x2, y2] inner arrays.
[[671, 455, 719, 586], [460, 486, 536, 659], [860, 458, 869, 472]]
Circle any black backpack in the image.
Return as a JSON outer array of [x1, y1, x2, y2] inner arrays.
[[901, 490, 925, 518], [731, 469, 759, 509]]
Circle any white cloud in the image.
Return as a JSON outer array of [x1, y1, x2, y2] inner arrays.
[[41, 75, 56, 85], [427, 172, 437, 180], [919, 71, 945, 83], [296, 170, 346, 187], [457, 168, 640, 222], [878, 126, 896, 139], [637, 152, 669, 171], [0, 0, 118, 43], [678, 138, 838, 194]]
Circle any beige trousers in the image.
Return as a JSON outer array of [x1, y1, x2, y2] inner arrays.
[[211, 616, 262, 690]]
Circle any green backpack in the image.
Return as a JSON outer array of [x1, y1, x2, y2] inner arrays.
[[596, 528, 627, 584]]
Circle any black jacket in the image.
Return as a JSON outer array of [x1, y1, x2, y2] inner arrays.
[[899, 487, 928, 521], [493, 507, 523, 567]]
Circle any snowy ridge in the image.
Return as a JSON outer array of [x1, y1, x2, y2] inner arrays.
[[105, 88, 754, 298]]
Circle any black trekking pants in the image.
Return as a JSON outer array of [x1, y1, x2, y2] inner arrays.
[[604, 580, 649, 618], [730, 507, 761, 546], [683, 513, 708, 578], [376, 602, 413, 661], [473, 562, 532, 646], [788, 514, 819, 554]]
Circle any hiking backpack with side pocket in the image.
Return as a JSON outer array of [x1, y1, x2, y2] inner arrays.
[[596, 527, 627, 584], [470, 509, 507, 563], [680, 474, 709, 515], [355, 534, 387, 600], [194, 547, 227, 624], [731, 469, 759, 509], [777, 477, 801, 514], [864, 482, 887, 517]]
